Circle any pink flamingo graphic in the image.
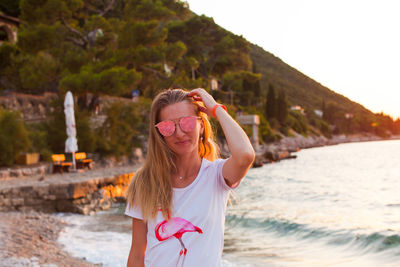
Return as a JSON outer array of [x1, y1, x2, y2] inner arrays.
[[155, 217, 203, 266]]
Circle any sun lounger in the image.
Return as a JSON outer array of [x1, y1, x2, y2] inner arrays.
[[75, 152, 93, 169], [51, 154, 72, 173]]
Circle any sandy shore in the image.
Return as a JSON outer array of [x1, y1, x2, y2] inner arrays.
[[0, 211, 100, 267]]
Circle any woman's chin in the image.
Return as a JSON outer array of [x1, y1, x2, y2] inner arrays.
[[171, 145, 198, 157]]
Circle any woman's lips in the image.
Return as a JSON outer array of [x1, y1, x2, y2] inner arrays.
[[175, 140, 190, 145]]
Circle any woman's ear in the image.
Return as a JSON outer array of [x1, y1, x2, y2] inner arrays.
[[200, 118, 205, 136]]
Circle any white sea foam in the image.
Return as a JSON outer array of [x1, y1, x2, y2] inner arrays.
[[58, 213, 131, 267]]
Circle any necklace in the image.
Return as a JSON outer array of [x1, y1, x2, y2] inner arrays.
[[176, 173, 190, 180], [174, 162, 201, 182]]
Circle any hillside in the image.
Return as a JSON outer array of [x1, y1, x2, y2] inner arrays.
[[250, 44, 371, 117]]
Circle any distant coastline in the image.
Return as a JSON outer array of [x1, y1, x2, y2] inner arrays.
[[250, 133, 400, 167]]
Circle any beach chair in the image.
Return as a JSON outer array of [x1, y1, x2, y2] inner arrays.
[[51, 154, 72, 173], [75, 152, 93, 169]]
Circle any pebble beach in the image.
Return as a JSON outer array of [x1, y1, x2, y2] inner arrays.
[[0, 211, 99, 267]]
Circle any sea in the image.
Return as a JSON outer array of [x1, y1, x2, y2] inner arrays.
[[57, 139, 400, 266]]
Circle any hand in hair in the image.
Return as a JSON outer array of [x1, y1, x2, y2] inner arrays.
[[188, 88, 255, 189], [187, 88, 217, 117]]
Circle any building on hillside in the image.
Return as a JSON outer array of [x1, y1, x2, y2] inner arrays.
[[345, 113, 354, 119], [314, 109, 323, 118], [0, 14, 19, 44], [290, 105, 305, 115]]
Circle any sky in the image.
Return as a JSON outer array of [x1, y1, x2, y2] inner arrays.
[[185, 0, 400, 119]]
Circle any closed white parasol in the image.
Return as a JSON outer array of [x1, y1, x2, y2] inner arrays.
[[64, 91, 78, 170]]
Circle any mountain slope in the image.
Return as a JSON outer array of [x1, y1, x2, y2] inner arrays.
[[250, 44, 372, 117]]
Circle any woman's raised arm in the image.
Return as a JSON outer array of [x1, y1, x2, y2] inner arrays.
[[188, 88, 255, 188]]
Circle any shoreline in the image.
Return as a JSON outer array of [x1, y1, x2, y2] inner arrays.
[[252, 133, 400, 166], [0, 211, 99, 267], [1, 134, 399, 266]]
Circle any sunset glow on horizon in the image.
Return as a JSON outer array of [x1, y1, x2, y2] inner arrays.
[[186, 0, 400, 119]]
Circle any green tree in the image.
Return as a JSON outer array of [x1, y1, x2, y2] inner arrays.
[[321, 99, 326, 119], [323, 102, 339, 124], [167, 15, 252, 89], [12, 0, 190, 102], [0, 0, 20, 17], [251, 63, 261, 98], [97, 101, 144, 158], [220, 70, 260, 105], [26, 122, 52, 161], [277, 90, 288, 124], [242, 65, 261, 106], [265, 84, 276, 120], [0, 43, 22, 92], [287, 110, 308, 135], [0, 109, 31, 166]]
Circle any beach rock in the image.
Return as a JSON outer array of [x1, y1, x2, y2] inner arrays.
[[252, 158, 264, 168], [10, 169, 23, 178], [277, 151, 290, 160], [0, 168, 135, 215], [0, 169, 11, 179], [263, 150, 275, 161]]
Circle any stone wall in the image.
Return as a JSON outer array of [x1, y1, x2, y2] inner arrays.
[[0, 164, 51, 179], [0, 92, 57, 122], [0, 172, 134, 215]]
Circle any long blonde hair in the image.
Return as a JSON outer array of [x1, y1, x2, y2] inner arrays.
[[126, 89, 220, 221]]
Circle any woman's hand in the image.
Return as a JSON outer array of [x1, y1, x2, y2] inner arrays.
[[187, 88, 218, 117], [188, 88, 254, 189]]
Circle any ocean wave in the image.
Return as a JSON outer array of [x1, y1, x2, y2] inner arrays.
[[225, 214, 400, 255]]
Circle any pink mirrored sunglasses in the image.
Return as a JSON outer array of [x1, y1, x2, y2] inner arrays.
[[155, 116, 201, 137]]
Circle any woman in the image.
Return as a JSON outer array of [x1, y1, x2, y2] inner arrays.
[[125, 88, 255, 267]]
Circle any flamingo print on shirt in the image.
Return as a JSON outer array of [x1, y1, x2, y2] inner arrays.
[[155, 217, 203, 267]]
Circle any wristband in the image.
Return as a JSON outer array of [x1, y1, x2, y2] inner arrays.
[[212, 104, 227, 118]]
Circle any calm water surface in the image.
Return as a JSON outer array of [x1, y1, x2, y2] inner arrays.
[[58, 139, 400, 266]]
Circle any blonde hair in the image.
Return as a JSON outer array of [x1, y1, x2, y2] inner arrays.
[[126, 89, 220, 221]]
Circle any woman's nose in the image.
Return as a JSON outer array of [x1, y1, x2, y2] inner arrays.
[[174, 123, 185, 137]]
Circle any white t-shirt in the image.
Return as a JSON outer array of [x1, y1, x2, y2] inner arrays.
[[125, 158, 232, 267]]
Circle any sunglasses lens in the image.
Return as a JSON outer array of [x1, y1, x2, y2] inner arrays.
[[156, 121, 175, 136], [180, 116, 197, 133]]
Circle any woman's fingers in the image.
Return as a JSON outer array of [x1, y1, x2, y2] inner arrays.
[[198, 106, 208, 114], [187, 89, 200, 97], [188, 88, 218, 112], [188, 90, 206, 102]]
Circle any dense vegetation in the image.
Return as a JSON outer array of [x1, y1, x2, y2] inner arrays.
[[0, 0, 399, 166]]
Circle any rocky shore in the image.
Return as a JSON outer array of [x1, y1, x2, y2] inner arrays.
[[0, 164, 141, 266], [0, 211, 99, 267], [252, 132, 400, 167], [0, 165, 140, 215]]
